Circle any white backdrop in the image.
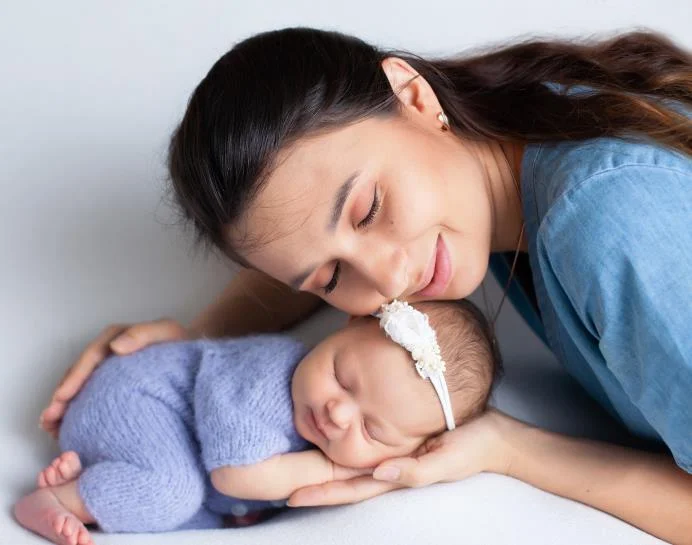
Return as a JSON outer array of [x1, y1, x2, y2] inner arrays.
[[2, 1, 688, 544]]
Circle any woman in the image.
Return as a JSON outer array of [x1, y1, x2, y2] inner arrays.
[[40, 28, 691, 542]]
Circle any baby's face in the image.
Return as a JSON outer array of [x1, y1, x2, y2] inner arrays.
[[291, 317, 446, 468]]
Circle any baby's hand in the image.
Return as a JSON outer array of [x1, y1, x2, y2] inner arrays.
[[211, 450, 372, 501], [330, 461, 374, 481], [288, 409, 521, 507]]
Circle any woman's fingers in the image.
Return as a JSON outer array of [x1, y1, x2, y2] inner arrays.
[[39, 324, 129, 434], [39, 325, 126, 433], [372, 448, 453, 488], [372, 411, 517, 488], [109, 319, 188, 354], [39, 399, 69, 438], [40, 318, 189, 436], [287, 436, 460, 507], [287, 476, 402, 507], [56, 325, 129, 402]]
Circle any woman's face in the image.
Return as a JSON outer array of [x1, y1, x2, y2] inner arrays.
[[230, 112, 496, 316]]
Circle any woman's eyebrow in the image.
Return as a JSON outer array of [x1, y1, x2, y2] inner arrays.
[[328, 170, 361, 232], [289, 170, 362, 289]]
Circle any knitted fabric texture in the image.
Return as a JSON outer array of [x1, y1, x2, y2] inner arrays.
[[58, 335, 310, 532]]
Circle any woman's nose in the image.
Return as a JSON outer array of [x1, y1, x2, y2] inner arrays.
[[352, 243, 408, 299], [326, 397, 357, 430]]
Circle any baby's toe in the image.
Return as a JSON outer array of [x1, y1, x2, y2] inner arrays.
[[44, 466, 59, 486], [60, 514, 78, 538], [76, 526, 92, 545], [52, 513, 67, 536], [58, 452, 82, 479]]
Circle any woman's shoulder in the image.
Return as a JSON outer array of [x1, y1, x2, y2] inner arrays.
[[522, 135, 691, 222], [525, 135, 691, 302]]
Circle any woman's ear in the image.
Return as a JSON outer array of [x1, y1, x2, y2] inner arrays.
[[381, 57, 443, 118]]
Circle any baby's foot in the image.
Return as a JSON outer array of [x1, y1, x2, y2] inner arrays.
[[14, 488, 94, 545], [38, 452, 82, 488]]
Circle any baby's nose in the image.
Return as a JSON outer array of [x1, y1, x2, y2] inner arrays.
[[326, 398, 357, 430]]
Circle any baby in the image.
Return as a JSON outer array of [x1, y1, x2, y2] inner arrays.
[[15, 299, 501, 545]]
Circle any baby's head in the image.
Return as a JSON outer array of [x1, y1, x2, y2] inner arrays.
[[291, 299, 502, 468]]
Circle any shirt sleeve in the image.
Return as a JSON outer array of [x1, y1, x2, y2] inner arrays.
[[542, 162, 692, 471]]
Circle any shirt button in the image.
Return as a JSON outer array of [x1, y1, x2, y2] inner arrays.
[[230, 502, 249, 517]]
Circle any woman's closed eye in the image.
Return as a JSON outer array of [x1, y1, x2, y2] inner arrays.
[[323, 187, 381, 294], [357, 187, 380, 228], [324, 262, 340, 294]]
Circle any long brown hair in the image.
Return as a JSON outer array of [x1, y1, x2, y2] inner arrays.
[[401, 30, 691, 154], [167, 27, 691, 255]]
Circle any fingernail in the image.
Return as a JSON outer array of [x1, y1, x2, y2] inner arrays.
[[111, 335, 134, 351], [373, 466, 400, 481]]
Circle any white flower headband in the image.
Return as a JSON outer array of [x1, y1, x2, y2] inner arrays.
[[376, 300, 455, 431]]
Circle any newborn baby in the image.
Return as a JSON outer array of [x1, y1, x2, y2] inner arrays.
[[15, 299, 501, 545]]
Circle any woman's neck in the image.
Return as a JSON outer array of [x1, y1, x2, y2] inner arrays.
[[486, 140, 527, 253]]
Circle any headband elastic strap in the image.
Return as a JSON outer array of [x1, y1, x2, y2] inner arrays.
[[375, 300, 456, 431]]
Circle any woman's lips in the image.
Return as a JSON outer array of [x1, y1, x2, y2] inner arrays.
[[415, 235, 452, 298]]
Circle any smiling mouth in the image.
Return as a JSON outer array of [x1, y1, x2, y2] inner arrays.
[[416, 243, 437, 293]]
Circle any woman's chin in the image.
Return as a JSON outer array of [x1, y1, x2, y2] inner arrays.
[[447, 265, 487, 301]]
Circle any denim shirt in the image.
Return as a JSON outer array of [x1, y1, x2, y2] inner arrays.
[[507, 128, 692, 472]]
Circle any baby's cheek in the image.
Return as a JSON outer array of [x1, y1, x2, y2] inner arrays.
[[330, 441, 380, 469]]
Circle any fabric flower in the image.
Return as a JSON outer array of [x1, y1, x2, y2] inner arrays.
[[378, 300, 446, 379]]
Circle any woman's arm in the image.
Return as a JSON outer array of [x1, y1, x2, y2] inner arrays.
[[289, 411, 692, 544], [506, 420, 692, 545], [540, 165, 692, 471], [189, 268, 323, 337]]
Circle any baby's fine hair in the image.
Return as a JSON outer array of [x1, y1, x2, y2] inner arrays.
[[413, 300, 503, 426]]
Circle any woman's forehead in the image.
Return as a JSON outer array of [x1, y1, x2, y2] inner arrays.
[[262, 115, 401, 199], [240, 135, 354, 231], [230, 128, 375, 261], [226, 159, 332, 260], [239, 114, 411, 232], [270, 136, 370, 204], [227, 116, 413, 275]]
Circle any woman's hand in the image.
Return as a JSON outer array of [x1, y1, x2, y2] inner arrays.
[[40, 318, 189, 438], [291, 409, 692, 545], [287, 409, 522, 507]]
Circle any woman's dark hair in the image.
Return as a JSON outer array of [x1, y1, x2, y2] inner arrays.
[[167, 26, 691, 258]]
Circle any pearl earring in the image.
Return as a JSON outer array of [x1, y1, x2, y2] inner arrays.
[[437, 111, 450, 131]]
